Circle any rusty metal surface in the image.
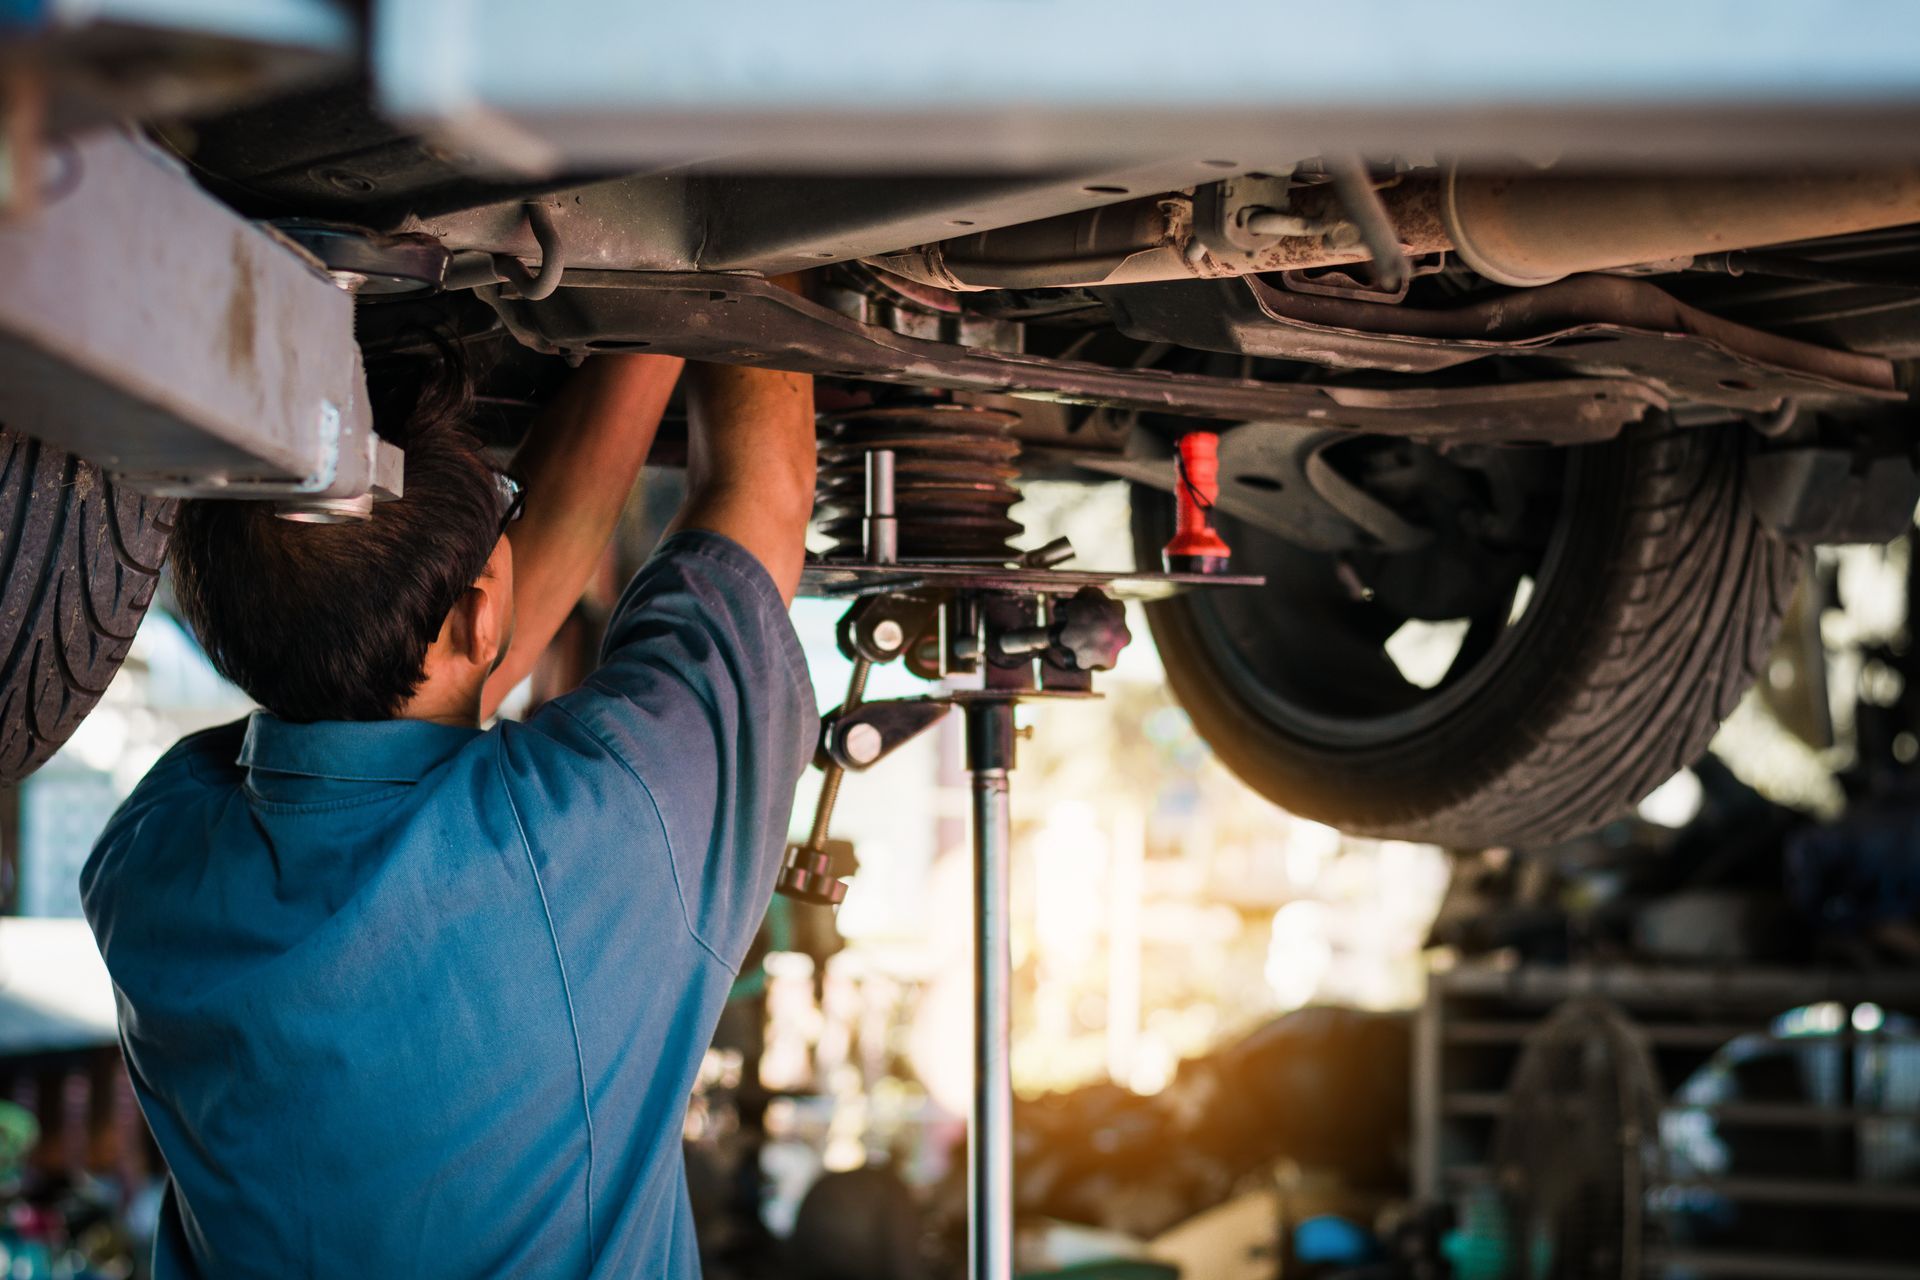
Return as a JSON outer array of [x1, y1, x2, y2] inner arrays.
[[489, 270, 1662, 442], [1103, 275, 1904, 410], [0, 131, 395, 498], [414, 161, 1279, 280], [872, 165, 1920, 299], [870, 179, 1451, 292]]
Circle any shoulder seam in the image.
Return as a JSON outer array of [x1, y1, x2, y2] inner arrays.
[[494, 748, 600, 1260], [176, 720, 249, 786], [547, 701, 734, 971]]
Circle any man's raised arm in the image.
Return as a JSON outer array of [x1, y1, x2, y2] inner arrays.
[[481, 353, 683, 719], [667, 365, 817, 604]]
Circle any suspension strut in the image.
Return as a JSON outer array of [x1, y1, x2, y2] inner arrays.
[[782, 401, 1260, 1280]]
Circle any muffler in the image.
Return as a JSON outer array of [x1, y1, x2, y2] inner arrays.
[[1440, 167, 1920, 287]]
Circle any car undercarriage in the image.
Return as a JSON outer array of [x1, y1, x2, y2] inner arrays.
[[5, 1, 1920, 847], [14, 11, 1920, 1280]]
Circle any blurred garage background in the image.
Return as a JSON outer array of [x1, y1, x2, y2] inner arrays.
[[5, 476, 1919, 1280]]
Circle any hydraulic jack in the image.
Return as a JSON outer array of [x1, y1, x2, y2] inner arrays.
[[782, 414, 1253, 1280]]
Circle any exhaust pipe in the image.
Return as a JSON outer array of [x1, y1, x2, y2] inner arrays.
[[871, 167, 1920, 293], [868, 178, 1451, 292]]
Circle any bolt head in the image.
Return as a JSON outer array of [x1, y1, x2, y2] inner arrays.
[[842, 722, 884, 766], [871, 619, 906, 653], [1326, 223, 1366, 251]]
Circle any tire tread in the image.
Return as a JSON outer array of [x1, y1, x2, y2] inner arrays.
[[1136, 420, 1803, 847], [0, 428, 175, 784], [1418, 423, 1799, 845]]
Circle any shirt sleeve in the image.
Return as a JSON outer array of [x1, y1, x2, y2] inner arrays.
[[532, 530, 818, 969]]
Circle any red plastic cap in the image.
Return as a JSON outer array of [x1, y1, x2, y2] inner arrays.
[[1162, 431, 1232, 572]]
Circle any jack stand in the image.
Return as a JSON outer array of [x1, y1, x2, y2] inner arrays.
[[786, 440, 1261, 1280], [965, 700, 1016, 1280]]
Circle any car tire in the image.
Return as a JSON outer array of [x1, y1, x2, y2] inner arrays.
[[1131, 419, 1802, 847], [1, 427, 175, 784]]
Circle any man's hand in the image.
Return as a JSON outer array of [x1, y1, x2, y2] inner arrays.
[[481, 354, 684, 719], [668, 365, 817, 604]]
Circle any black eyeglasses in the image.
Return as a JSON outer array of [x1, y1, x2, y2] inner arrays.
[[493, 471, 526, 537]]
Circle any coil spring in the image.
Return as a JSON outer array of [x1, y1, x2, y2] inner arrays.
[[816, 403, 1023, 562]]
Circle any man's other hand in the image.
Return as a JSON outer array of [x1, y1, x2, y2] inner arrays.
[[481, 354, 684, 719]]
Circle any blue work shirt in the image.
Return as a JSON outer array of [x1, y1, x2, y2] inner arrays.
[[80, 531, 817, 1279]]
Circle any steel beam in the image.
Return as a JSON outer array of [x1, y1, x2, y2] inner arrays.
[[377, 0, 1920, 173], [0, 130, 399, 500]]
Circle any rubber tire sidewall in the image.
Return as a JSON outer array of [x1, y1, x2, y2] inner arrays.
[[1132, 420, 1802, 847]]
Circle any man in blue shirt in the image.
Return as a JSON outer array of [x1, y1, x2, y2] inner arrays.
[[79, 353, 820, 1277]]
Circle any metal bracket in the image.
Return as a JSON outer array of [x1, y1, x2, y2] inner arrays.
[[822, 698, 952, 771], [1193, 168, 1358, 267]]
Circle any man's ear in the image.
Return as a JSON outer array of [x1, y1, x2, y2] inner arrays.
[[464, 538, 514, 669], [439, 583, 486, 668]]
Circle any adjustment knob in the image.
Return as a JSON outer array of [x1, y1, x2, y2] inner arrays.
[[1050, 588, 1132, 672], [777, 844, 848, 906]]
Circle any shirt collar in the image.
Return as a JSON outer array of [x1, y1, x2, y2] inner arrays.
[[237, 711, 481, 784]]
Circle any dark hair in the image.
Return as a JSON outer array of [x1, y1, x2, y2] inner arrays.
[[168, 352, 502, 722]]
